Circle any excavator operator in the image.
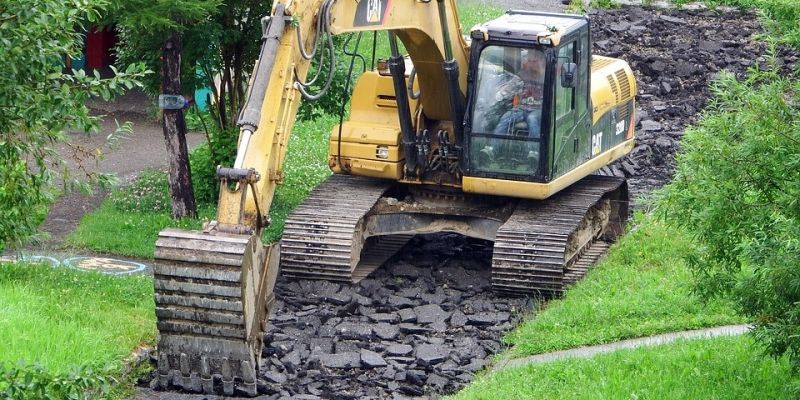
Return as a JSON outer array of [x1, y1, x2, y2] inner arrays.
[[493, 49, 546, 138]]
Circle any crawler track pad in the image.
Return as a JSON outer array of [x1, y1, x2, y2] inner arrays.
[[153, 228, 279, 396]]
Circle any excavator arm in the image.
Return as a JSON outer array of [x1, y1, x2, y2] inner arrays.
[[152, 0, 470, 395], [225, 0, 470, 228]]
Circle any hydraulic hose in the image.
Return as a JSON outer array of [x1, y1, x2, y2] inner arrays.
[[336, 33, 365, 172]]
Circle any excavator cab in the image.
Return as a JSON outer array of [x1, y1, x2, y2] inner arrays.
[[464, 11, 592, 185]]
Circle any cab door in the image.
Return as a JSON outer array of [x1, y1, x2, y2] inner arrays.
[[550, 30, 591, 179]]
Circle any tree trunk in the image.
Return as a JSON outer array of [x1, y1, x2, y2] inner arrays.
[[161, 31, 197, 219]]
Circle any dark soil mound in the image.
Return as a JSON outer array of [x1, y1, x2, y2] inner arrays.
[[592, 7, 797, 201]]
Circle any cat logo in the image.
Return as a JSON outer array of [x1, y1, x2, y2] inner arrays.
[[366, 0, 382, 23], [354, 0, 388, 26], [591, 131, 603, 156]]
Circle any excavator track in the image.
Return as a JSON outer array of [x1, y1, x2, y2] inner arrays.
[[282, 174, 626, 296], [281, 174, 412, 282], [153, 229, 279, 396], [491, 175, 627, 296]]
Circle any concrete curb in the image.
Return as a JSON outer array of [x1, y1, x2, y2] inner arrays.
[[493, 324, 752, 371]]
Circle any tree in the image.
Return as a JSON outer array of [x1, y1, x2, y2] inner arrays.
[[113, 0, 221, 218], [660, 62, 800, 372], [114, 0, 273, 210], [200, 0, 271, 130], [0, 0, 146, 251]]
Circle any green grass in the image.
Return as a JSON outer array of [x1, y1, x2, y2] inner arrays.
[[452, 335, 793, 399], [263, 114, 337, 242], [65, 202, 212, 259], [0, 262, 156, 374], [503, 214, 744, 358]]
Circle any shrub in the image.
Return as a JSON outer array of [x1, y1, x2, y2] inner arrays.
[[659, 61, 800, 370], [0, 362, 114, 400], [188, 125, 238, 207], [0, 0, 145, 252]]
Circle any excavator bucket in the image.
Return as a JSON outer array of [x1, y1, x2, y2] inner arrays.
[[152, 228, 279, 396]]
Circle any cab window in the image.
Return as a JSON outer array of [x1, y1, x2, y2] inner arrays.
[[468, 45, 546, 177]]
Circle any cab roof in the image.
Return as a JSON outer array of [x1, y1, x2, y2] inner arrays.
[[471, 11, 588, 44]]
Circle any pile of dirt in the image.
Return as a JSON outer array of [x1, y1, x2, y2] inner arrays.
[[592, 7, 797, 201]]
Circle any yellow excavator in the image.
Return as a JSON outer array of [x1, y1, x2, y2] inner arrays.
[[152, 0, 636, 395]]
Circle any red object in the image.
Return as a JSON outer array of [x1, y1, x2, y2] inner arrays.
[[85, 26, 117, 69]]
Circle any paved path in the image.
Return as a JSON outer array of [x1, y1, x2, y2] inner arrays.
[[17, 90, 206, 252], [493, 324, 752, 371]]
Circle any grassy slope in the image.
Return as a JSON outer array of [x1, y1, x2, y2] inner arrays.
[[503, 215, 743, 357], [453, 336, 791, 400], [0, 262, 155, 373], [457, 0, 800, 395]]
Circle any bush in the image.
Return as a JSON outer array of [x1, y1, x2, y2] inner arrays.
[[0, 362, 114, 400], [659, 62, 800, 370], [188, 125, 238, 206], [0, 0, 145, 252]]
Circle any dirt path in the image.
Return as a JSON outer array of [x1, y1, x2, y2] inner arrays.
[[27, 90, 205, 251]]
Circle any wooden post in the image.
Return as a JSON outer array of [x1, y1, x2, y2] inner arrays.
[[161, 31, 197, 218]]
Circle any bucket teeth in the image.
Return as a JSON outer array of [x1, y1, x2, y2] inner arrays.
[[152, 229, 279, 396], [222, 358, 234, 396], [241, 360, 257, 396], [201, 356, 213, 393], [157, 353, 170, 389]]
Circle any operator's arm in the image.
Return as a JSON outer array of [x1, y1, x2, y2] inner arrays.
[[494, 72, 524, 102]]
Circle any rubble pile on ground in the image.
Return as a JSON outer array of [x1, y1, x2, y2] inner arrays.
[[258, 235, 531, 399], [593, 7, 796, 200]]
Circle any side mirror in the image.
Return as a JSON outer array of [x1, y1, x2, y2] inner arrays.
[[561, 62, 577, 88]]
